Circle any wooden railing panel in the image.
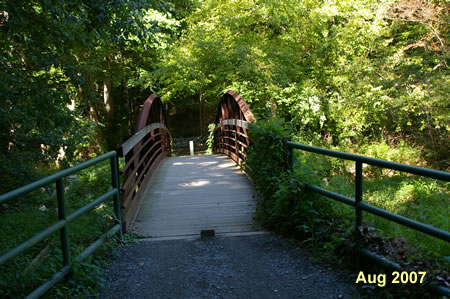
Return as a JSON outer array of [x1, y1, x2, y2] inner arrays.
[[120, 123, 170, 156], [213, 115, 252, 167], [117, 94, 171, 232], [213, 91, 255, 167]]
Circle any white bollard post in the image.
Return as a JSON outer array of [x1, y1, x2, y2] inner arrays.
[[189, 140, 194, 156]]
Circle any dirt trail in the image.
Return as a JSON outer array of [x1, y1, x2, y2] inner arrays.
[[101, 233, 357, 298]]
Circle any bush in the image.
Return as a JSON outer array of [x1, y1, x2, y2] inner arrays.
[[247, 120, 332, 238], [246, 120, 287, 201]]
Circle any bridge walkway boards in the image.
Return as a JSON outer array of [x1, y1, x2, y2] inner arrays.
[[133, 154, 260, 238]]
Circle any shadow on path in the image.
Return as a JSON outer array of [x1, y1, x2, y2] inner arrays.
[[101, 234, 357, 298]]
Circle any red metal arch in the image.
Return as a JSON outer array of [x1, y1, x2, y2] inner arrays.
[[216, 90, 256, 123], [119, 93, 171, 232], [135, 94, 166, 131], [213, 90, 255, 167]]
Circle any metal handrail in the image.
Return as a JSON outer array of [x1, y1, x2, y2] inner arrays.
[[286, 141, 449, 181], [0, 151, 122, 298], [285, 140, 449, 239], [285, 139, 450, 296]]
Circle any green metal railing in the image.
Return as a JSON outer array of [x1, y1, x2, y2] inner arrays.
[[0, 151, 123, 298], [284, 140, 450, 296]]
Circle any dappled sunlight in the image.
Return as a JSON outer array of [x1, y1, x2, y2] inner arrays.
[[162, 156, 247, 190], [186, 156, 202, 160], [213, 180, 233, 185], [179, 180, 211, 187], [216, 162, 235, 169], [173, 162, 195, 166], [198, 161, 218, 166], [135, 155, 257, 243]]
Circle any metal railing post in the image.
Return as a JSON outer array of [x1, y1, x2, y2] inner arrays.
[[289, 146, 294, 170], [283, 138, 293, 170], [355, 161, 363, 236], [354, 161, 364, 267], [110, 154, 123, 240], [56, 179, 71, 268]]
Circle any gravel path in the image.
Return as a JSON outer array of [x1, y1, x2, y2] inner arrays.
[[101, 233, 357, 298]]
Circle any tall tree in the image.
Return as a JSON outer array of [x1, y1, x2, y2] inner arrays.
[[0, 0, 179, 192], [158, 0, 449, 166]]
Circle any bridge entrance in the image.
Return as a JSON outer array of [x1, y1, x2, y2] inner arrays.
[[134, 155, 259, 238], [118, 90, 259, 236]]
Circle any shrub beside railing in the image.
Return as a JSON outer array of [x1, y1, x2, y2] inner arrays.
[[246, 120, 449, 296]]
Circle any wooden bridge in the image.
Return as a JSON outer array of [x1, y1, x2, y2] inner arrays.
[[118, 91, 258, 235], [133, 154, 259, 238]]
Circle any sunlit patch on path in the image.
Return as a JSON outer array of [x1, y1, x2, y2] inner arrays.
[[133, 154, 260, 238]]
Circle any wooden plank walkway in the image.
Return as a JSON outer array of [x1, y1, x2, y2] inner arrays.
[[133, 154, 260, 238]]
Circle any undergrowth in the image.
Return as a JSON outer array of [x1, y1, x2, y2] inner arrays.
[[246, 119, 449, 297], [0, 158, 129, 298]]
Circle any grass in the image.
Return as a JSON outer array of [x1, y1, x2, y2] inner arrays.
[[328, 173, 449, 255], [294, 142, 449, 258], [287, 141, 449, 297], [0, 158, 125, 298]]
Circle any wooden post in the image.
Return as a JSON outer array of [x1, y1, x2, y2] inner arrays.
[[189, 141, 194, 156]]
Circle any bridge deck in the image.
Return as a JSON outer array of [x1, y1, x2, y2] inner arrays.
[[133, 154, 260, 238]]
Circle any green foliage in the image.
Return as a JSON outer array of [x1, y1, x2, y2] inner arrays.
[[0, 0, 188, 193], [0, 160, 121, 297], [159, 0, 448, 168], [206, 123, 215, 154], [246, 120, 288, 202], [247, 120, 332, 239], [327, 171, 449, 256], [248, 119, 449, 266], [3, 0, 447, 192]]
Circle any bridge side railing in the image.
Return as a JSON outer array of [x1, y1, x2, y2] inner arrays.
[[213, 119, 250, 168], [0, 151, 122, 298], [118, 123, 171, 231], [284, 139, 450, 296]]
